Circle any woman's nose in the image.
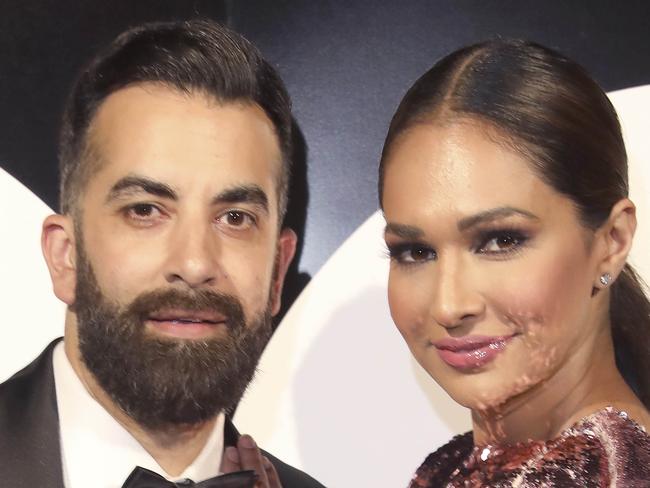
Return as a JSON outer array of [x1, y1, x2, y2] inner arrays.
[[428, 257, 486, 329]]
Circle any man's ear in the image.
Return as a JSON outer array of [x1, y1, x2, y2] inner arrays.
[[593, 198, 636, 288], [270, 228, 297, 316], [41, 214, 77, 306]]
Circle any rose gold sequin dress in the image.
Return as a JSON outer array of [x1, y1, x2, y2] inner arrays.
[[409, 407, 650, 487]]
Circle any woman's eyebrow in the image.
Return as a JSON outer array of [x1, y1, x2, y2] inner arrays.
[[457, 206, 539, 231], [384, 223, 424, 239]]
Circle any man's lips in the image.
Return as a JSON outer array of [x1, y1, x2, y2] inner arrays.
[[431, 334, 517, 369], [146, 309, 227, 338], [147, 309, 227, 324]]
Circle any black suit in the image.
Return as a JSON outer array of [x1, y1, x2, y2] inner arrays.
[[0, 340, 325, 488]]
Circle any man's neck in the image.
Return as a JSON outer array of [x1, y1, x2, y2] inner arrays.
[[63, 328, 218, 476]]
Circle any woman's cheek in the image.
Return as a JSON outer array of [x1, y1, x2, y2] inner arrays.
[[488, 262, 579, 374], [388, 271, 430, 344]]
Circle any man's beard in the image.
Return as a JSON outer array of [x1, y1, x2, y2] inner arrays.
[[72, 243, 273, 432]]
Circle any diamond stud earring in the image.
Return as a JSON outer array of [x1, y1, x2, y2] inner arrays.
[[599, 273, 612, 286]]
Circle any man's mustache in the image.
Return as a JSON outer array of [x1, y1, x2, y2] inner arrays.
[[123, 288, 246, 331]]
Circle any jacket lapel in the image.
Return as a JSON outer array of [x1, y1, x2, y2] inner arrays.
[[224, 416, 241, 447], [0, 339, 65, 488], [0, 341, 262, 488]]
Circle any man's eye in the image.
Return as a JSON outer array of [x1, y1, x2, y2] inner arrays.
[[387, 244, 436, 264], [218, 210, 255, 229], [126, 203, 160, 219]]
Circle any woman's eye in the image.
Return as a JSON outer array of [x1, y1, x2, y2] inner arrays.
[[477, 231, 526, 254], [388, 244, 436, 264]]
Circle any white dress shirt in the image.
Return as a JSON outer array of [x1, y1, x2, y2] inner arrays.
[[52, 342, 225, 488]]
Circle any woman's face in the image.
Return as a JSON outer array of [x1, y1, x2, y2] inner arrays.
[[382, 121, 606, 411]]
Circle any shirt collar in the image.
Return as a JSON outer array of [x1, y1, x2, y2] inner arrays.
[[53, 341, 225, 488]]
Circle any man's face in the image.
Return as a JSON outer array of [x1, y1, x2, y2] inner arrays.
[[67, 83, 293, 428]]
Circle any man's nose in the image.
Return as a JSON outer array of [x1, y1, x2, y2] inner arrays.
[[164, 220, 220, 288], [428, 256, 485, 329]]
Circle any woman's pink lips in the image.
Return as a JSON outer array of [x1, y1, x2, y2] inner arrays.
[[432, 334, 516, 370]]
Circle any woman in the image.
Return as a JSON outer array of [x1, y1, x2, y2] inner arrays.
[[379, 39, 650, 486]]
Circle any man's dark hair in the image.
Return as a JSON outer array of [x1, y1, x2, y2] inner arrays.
[[59, 19, 292, 221]]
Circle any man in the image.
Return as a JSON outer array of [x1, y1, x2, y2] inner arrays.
[[0, 19, 323, 488]]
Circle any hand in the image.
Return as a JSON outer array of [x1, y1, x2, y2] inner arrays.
[[221, 434, 282, 488]]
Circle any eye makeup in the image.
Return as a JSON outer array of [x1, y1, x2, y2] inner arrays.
[[385, 222, 534, 267], [473, 226, 531, 258], [386, 241, 437, 265]]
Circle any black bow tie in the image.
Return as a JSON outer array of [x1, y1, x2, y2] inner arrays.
[[122, 466, 258, 488]]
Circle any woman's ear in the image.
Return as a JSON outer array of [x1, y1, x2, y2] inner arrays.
[[593, 198, 636, 289], [41, 214, 77, 306]]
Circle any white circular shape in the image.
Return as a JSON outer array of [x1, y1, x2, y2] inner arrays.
[[608, 85, 650, 286], [235, 211, 471, 487], [0, 168, 65, 382]]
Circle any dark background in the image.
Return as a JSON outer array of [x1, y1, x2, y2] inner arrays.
[[2, 0, 650, 311]]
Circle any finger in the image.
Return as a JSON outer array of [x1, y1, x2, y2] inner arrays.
[[237, 434, 270, 487], [263, 456, 282, 488], [220, 446, 242, 473]]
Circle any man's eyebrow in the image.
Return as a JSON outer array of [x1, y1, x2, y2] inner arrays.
[[384, 223, 425, 239], [457, 206, 539, 231], [106, 175, 178, 203], [211, 185, 269, 214]]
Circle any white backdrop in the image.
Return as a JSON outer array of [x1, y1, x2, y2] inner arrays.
[[1, 85, 649, 487]]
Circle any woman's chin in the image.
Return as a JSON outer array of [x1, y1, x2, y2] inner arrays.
[[448, 391, 510, 412], [440, 375, 542, 414], [426, 345, 555, 414]]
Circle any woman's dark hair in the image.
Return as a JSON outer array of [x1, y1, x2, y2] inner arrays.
[[59, 19, 292, 221], [378, 39, 650, 407]]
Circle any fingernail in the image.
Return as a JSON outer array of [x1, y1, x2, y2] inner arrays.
[[226, 446, 239, 462], [263, 457, 272, 469], [240, 434, 256, 449]]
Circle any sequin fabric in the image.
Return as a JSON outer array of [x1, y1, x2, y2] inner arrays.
[[409, 407, 650, 487]]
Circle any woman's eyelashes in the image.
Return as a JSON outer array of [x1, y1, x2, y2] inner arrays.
[[387, 242, 437, 265], [474, 228, 529, 257], [387, 228, 530, 265]]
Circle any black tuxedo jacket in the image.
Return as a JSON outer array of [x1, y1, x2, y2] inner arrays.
[[0, 340, 324, 487]]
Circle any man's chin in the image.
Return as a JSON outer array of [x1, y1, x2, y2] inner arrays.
[[71, 237, 273, 430]]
